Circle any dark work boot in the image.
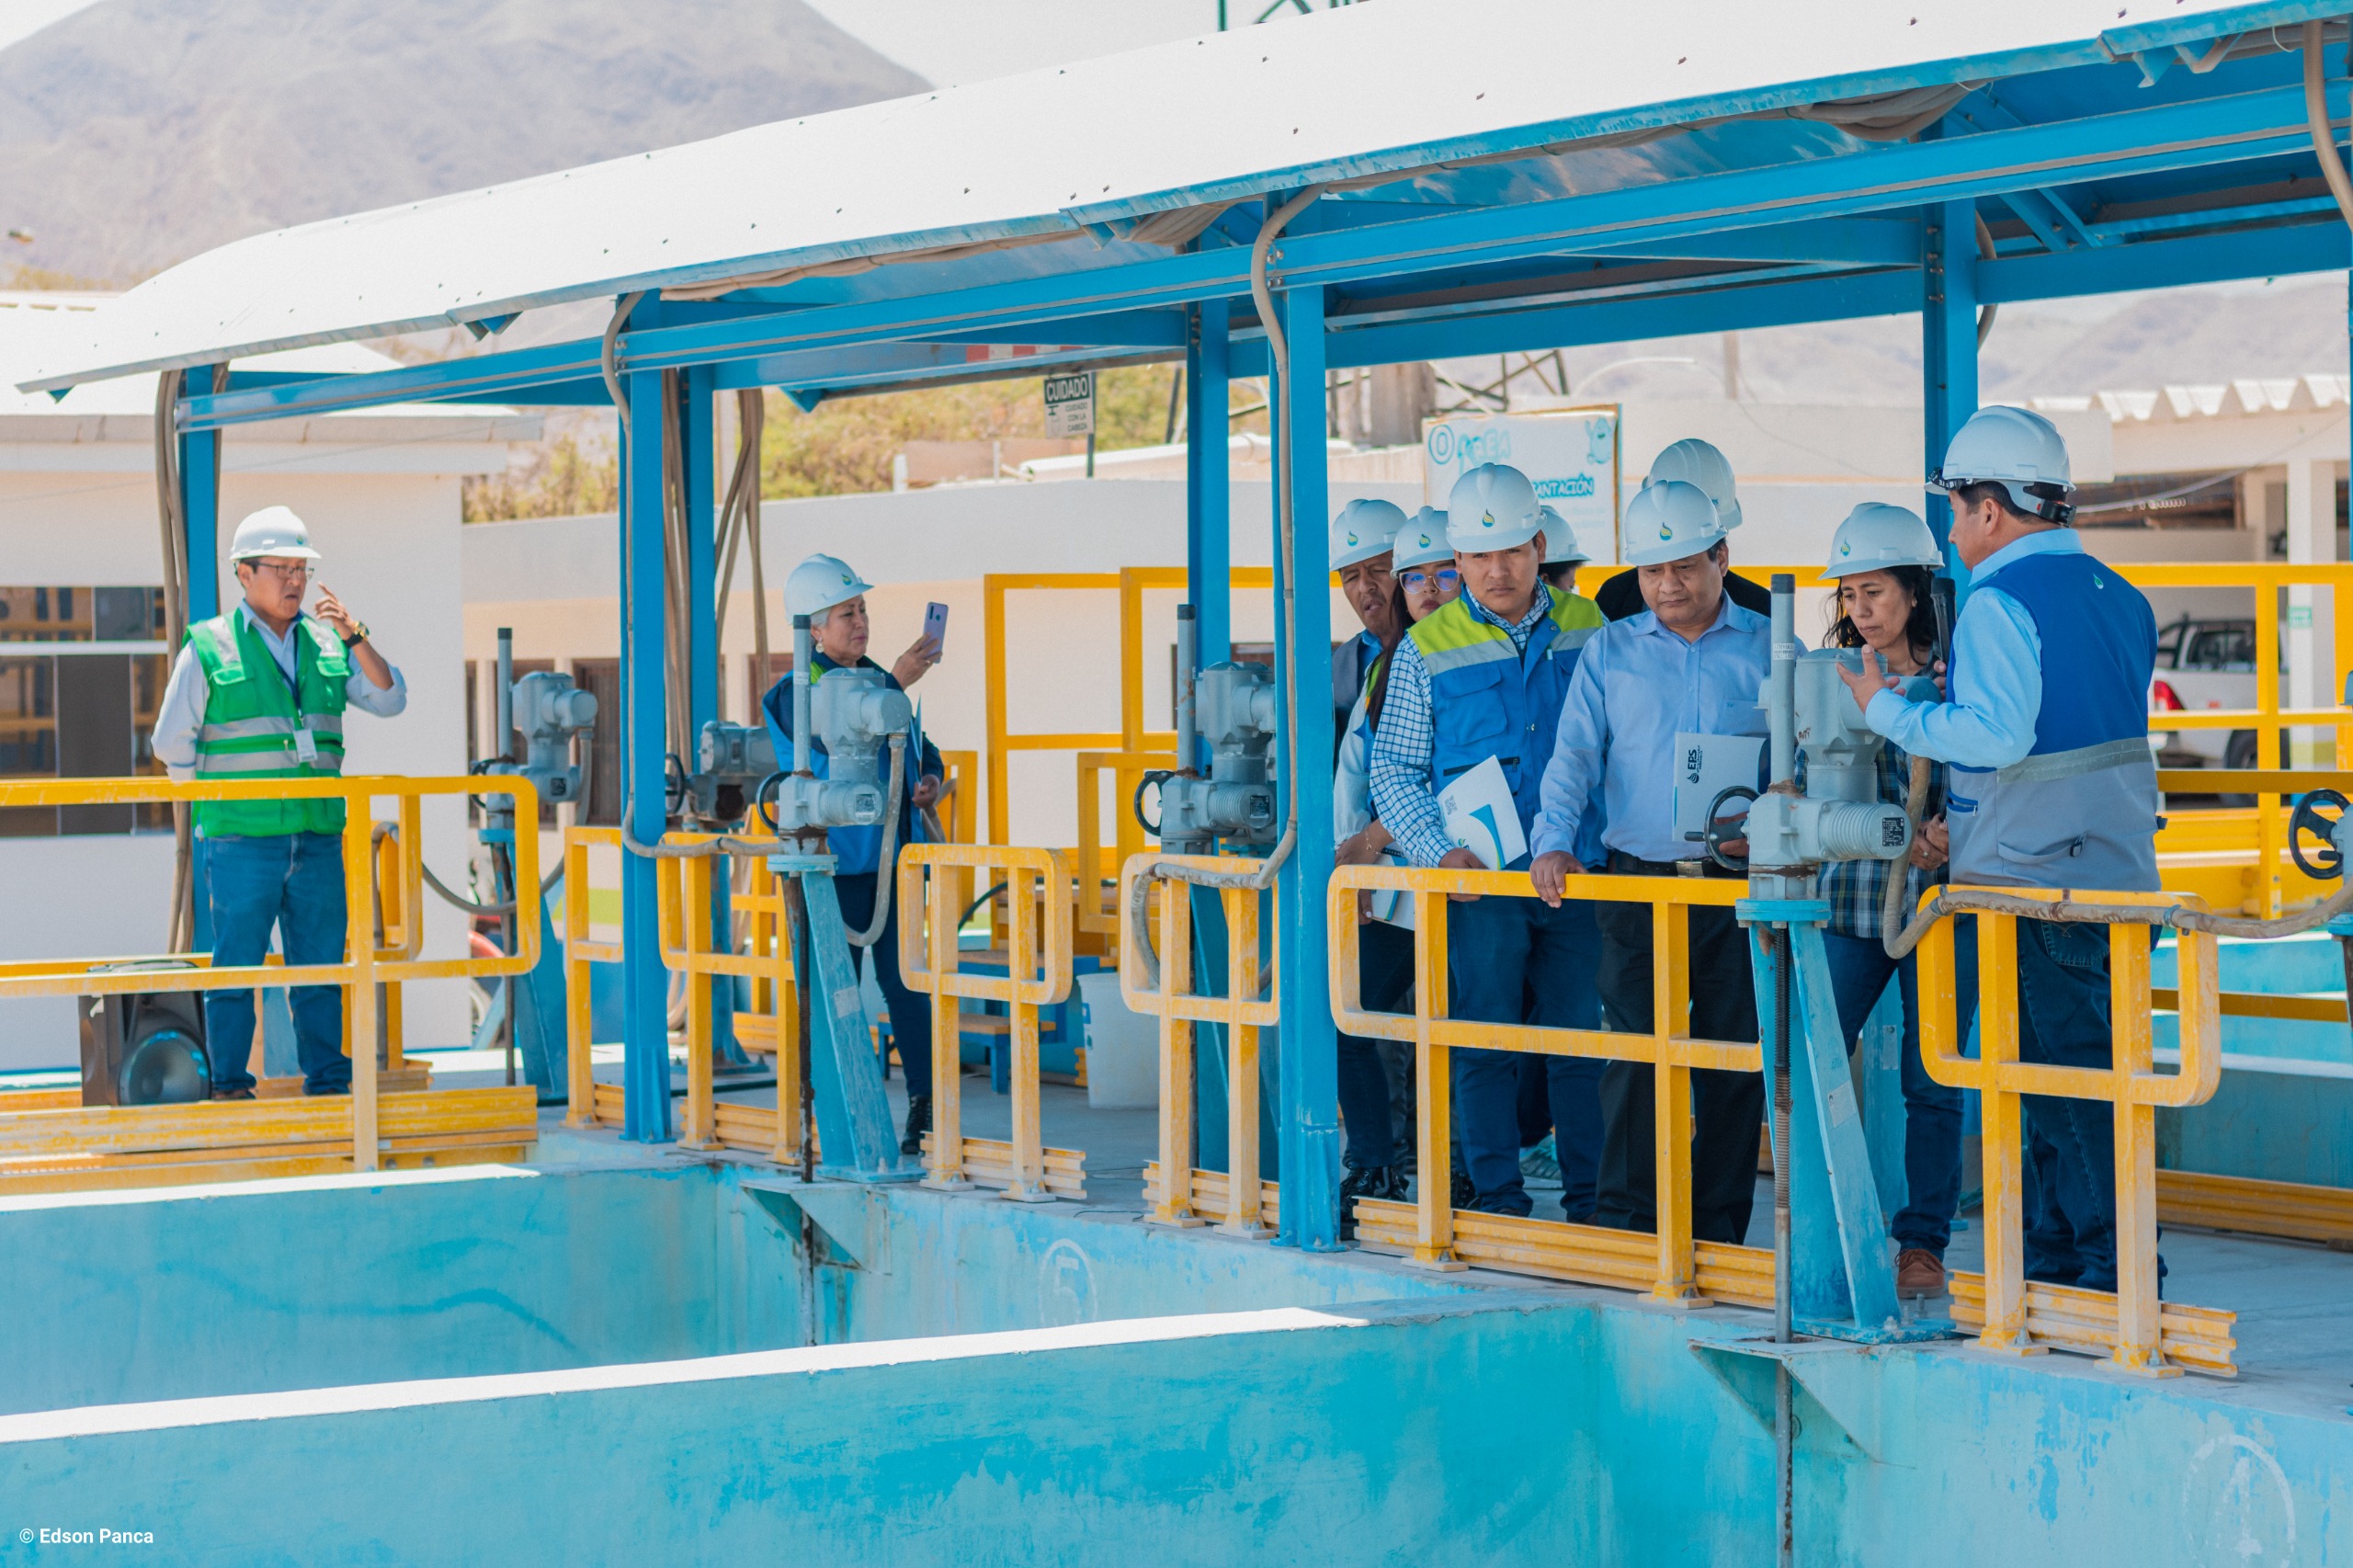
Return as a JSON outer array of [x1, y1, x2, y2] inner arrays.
[[900, 1093, 931, 1158], [1337, 1165, 1405, 1240]]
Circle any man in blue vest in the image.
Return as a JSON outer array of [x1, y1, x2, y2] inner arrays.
[[1838, 404, 2161, 1294], [1368, 463, 1607, 1218], [150, 506, 408, 1098]]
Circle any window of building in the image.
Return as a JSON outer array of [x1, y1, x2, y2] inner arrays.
[[0, 586, 170, 837], [572, 658, 622, 828]]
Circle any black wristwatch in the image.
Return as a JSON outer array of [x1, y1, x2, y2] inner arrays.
[[341, 621, 369, 648]]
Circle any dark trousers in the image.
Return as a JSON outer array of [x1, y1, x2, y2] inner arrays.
[[835, 872, 933, 1100], [2013, 917, 2138, 1292], [1337, 918, 1415, 1170], [1449, 893, 1606, 1220], [204, 832, 350, 1095], [1820, 924, 1977, 1257], [1592, 854, 1764, 1245]]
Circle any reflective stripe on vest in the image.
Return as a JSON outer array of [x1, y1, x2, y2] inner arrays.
[[187, 612, 352, 837], [1406, 588, 1603, 835]]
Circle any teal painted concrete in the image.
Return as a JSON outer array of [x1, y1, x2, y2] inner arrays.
[[2161, 1051, 2353, 1189]]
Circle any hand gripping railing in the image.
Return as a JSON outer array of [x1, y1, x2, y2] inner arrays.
[[1119, 853, 1281, 1234], [0, 775, 538, 1178], [1328, 862, 1770, 1305], [899, 843, 1081, 1200], [1915, 887, 2235, 1377]]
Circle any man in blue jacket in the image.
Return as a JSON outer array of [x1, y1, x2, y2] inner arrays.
[[764, 554, 945, 1157]]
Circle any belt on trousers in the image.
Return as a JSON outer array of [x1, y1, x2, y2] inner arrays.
[[1608, 851, 1736, 880]]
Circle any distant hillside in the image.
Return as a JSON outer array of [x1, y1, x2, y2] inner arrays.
[[0, 0, 928, 282]]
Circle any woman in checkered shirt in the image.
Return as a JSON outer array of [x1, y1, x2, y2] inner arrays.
[[1814, 508, 1972, 1302]]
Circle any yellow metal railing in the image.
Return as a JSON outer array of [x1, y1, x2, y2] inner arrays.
[[1119, 853, 1280, 1235], [656, 833, 799, 1161], [1074, 750, 1176, 937], [1326, 862, 1768, 1303], [1916, 887, 2234, 1376], [0, 775, 539, 1176], [899, 843, 1082, 1199]]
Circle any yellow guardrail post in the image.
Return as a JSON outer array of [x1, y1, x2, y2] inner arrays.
[[1075, 750, 1176, 939], [1120, 853, 1279, 1236], [1917, 886, 2230, 1376], [0, 775, 539, 1184], [1329, 863, 1761, 1301], [899, 843, 1079, 1200]]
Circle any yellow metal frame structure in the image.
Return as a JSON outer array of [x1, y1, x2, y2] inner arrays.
[[1074, 750, 1176, 937], [1916, 886, 2233, 1377], [1327, 862, 1770, 1303], [1119, 853, 1279, 1236], [899, 843, 1083, 1200], [0, 775, 540, 1186], [658, 833, 801, 1162]]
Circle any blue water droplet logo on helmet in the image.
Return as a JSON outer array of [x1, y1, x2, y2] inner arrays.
[[1659, 521, 1674, 540], [1346, 530, 1358, 547], [1482, 512, 1495, 528]]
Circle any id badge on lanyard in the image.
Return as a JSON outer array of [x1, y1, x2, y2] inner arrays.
[[293, 728, 319, 765]]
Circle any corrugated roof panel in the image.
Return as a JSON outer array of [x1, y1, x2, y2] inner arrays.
[[19, 0, 2320, 392]]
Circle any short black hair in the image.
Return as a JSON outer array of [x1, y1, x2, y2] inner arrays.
[[1952, 480, 2072, 525]]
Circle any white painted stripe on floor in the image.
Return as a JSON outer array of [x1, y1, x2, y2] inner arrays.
[[0, 1163, 538, 1214]]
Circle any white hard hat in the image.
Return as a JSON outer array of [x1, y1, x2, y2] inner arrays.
[[1446, 462, 1542, 553], [1824, 503, 1943, 578], [227, 506, 320, 562], [1392, 507, 1454, 571], [1647, 438, 1742, 531], [1538, 505, 1589, 565], [1621, 479, 1730, 568], [1330, 498, 1407, 571], [1932, 405, 2075, 522], [785, 553, 872, 620]]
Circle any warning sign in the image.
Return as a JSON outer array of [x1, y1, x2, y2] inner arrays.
[[1043, 371, 1096, 437]]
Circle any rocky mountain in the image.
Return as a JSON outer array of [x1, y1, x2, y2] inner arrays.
[[0, 0, 927, 283]]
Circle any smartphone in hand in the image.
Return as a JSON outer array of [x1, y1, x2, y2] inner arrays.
[[924, 601, 949, 655]]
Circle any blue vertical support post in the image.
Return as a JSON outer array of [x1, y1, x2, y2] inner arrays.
[[1186, 298, 1233, 702], [1921, 199, 1980, 590], [682, 367, 744, 1065], [180, 364, 222, 951], [620, 365, 673, 1142], [1275, 284, 1340, 1251]]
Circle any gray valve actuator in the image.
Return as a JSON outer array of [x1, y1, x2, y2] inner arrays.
[[766, 664, 912, 834], [494, 669, 597, 809], [1159, 661, 1279, 848], [1741, 649, 1920, 870]]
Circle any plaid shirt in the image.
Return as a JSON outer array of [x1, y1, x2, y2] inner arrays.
[[1817, 739, 1944, 939]]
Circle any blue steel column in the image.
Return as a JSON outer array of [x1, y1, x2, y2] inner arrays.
[[1921, 200, 1980, 589], [180, 365, 222, 950], [621, 367, 674, 1142], [682, 367, 744, 1063], [1274, 284, 1340, 1251], [1186, 298, 1233, 704]]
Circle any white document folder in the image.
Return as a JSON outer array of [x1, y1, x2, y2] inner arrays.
[[1437, 756, 1528, 869]]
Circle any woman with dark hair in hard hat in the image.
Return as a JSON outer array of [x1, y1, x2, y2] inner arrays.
[[1814, 503, 1972, 1302], [762, 554, 944, 1159]]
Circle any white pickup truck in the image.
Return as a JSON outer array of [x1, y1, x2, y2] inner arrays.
[[2148, 616, 2265, 770]]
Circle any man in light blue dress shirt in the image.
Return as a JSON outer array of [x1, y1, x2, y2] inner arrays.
[[1529, 480, 1770, 1244]]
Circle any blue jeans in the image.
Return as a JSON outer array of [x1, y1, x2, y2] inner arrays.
[[1449, 894, 1605, 1220], [1337, 918, 1415, 1170], [204, 832, 350, 1095], [1819, 925, 1976, 1258]]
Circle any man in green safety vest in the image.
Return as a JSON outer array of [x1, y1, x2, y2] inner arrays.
[[151, 506, 408, 1099]]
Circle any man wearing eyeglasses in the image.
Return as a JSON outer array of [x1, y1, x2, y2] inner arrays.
[[152, 506, 408, 1099]]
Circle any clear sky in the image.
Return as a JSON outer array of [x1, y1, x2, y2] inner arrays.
[[0, 0, 1235, 79]]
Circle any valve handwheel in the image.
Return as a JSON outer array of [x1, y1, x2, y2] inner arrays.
[[2289, 788, 2350, 881]]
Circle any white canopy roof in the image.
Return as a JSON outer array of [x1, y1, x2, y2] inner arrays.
[[18, 0, 2304, 392]]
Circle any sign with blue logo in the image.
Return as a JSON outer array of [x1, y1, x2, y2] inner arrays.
[[1423, 407, 1620, 562]]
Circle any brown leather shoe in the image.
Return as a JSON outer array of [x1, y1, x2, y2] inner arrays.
[[208, 1086, 256, 1102], [1895, 1247, 1947, 1299]]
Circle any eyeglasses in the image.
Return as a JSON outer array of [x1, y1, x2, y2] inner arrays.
[[1398, 567, 1461, 592], [242, 561, 312, 582]]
